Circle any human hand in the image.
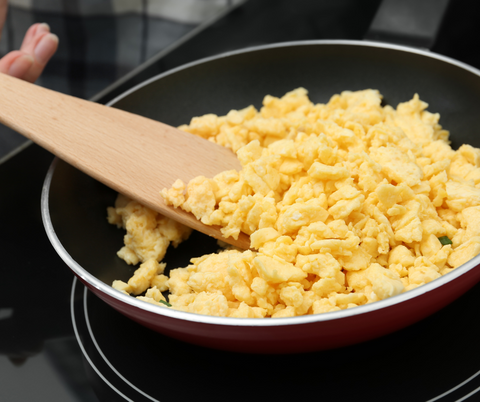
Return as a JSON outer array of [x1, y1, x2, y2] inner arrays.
[[0, 0, 58, 83]]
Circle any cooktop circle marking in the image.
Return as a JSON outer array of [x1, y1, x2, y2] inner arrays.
[[425, 370, 480, 402], [72, 277, 480, 402], [456, 386, 480, 402], [83, 286, 161, 402], [71, 278, 134, 401]]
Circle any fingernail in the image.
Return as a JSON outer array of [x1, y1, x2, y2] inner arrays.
[[34, 33, 59, 64], [38, 23, 51, 33], [8, 54, 34, 78]]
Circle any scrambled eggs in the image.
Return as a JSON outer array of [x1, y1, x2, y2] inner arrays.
[[108, 88, 480, 318]]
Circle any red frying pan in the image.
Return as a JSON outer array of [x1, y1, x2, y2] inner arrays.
[[42, 1, 480, 353]]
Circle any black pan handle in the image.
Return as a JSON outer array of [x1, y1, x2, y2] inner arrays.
[[364, 0, 450, 49]]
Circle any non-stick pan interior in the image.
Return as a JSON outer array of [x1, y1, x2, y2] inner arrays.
[[47, 41, 480, 283], [48, 159, 219, 285]]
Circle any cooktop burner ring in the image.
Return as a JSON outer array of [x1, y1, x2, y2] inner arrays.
[[70, 276, 480, 402], [81, 287, 161, 402], [71, 277, 158, 402]]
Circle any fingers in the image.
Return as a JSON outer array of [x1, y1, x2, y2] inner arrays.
[[0, 50, 34, 78], [0, 22, 59, 83], [22, 30, 59, 83], [0, 4, 56, 83], [20, 22, 51, 53]]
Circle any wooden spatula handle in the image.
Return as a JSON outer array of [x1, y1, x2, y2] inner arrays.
[[0, 72, 250, 249]]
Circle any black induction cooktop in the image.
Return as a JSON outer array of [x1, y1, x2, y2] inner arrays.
[[3, 1, 480, 401]]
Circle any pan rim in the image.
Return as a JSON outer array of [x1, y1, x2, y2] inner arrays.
[[42, 39, 480, 328]]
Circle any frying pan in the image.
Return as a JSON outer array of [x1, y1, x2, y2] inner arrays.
[[41, 38, 480, 354]]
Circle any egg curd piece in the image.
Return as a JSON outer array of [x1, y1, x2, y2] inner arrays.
[[254, 255, 307, 283], [108, 88, 480, 318]]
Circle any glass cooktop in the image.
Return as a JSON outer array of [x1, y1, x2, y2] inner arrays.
[[3, 0, 480, 401]]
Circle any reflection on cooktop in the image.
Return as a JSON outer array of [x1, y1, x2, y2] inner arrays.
[[72, 277, 480, 402]]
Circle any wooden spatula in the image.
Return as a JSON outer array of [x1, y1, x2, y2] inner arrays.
[[0, 72, 250, 249]]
